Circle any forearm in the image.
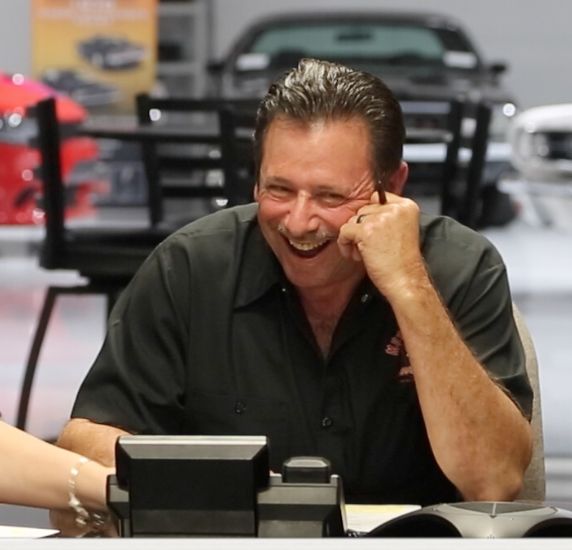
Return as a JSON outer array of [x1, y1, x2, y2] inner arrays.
[[49, 418, 129, 536], [340, 191, 531, 498], [57, 418, 130, 467], [387, 269, 532, 500], [0, 422, 111, 510]]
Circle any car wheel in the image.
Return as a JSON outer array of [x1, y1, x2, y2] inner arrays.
[[477, 185, 519, 228]]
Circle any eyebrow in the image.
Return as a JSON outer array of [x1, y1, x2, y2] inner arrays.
[[313, 185, 346, 195], [260, 176, 292, 186], [262, 179, 348, 196]]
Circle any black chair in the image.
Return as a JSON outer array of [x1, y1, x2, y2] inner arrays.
[[439, 99, 465, 218], [459, 102, 493, 228], [402, 98, 464, 218], [17, 95, 259, 430], [135, 94, 258, 229], [403, 98, 492, 229], [16, 97, 168, 430]]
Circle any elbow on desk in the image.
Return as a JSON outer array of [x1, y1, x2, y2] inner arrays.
[[459, 470, 525, 503]]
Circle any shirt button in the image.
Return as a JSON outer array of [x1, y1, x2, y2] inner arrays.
[[321, 416, 334, 429], [234, 400, 246, 414], [361, 293, 370, 304]]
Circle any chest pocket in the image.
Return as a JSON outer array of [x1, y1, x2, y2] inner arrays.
[[183, 390, 292, 470]]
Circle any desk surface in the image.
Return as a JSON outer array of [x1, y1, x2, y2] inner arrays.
[[3, 538, 572, 548]]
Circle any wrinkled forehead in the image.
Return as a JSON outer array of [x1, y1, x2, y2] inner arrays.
[[261, 114, 374, 160]]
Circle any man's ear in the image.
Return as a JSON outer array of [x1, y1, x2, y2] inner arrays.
[[386, 161, 409, 196]]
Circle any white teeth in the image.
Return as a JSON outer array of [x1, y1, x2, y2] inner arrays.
[[288, 239, 326, 251]]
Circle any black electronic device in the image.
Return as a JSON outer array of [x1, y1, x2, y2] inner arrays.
[[366, 501, 572, 538], [257, 456, 346, 537], [108, 435, 269, 537], [106, 435, 346, 537]]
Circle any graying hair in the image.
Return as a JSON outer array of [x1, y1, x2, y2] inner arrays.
[[253, 58, 405, 185]]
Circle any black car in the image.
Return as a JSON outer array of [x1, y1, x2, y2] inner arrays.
[[207, 11, 519, 225], [78, 35, 146, 70], [41, 69, 121, 107]]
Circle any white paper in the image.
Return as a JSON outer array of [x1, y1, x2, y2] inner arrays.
[[0, 525, 59, 538], [345, 504, 421, 533]]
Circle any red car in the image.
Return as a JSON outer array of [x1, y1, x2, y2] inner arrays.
[[0, 71, 106, 225]]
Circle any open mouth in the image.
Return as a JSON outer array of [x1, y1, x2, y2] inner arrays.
[[283, 236, 332, 259]]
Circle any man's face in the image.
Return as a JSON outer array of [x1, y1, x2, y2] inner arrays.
[[255, 116, 375, 292]]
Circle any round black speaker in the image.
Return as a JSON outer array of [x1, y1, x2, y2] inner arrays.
[[367, 501, 572, 538]]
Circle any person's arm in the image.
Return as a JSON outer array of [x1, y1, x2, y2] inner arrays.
[[339, 191, 532, 501], [56, 418, 129, 467], [51, 237, 190, 535], [390, 270, 531, 500], [0, 421, 112, 510], [48, 419, 128, 536]]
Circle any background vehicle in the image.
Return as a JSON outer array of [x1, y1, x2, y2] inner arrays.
[[41, 69, 121, 108], [0, 71, 106, 225], [77, 35, 147, 70], [501, 103, 572, 230], [207, 11, 519, 226], [509, 104, 572, 182]]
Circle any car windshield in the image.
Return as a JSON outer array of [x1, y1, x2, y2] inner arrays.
[[236, 21, 478, 73]]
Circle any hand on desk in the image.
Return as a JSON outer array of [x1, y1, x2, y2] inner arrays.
[[50, 508, 117, 538]]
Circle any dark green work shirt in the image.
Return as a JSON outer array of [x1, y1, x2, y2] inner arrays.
[[72, 204, 532, 506]]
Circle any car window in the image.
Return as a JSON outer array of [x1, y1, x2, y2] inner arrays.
[[242, 23, 448, 66]]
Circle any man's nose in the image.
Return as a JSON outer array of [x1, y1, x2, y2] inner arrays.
[[283, 193, 318, 237]]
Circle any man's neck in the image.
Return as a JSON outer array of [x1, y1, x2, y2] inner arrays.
[[296, 273, 364, 356]]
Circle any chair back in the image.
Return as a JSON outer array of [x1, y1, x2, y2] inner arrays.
[[135, 94, 258, 228], [460, 101, 492, 228], [402, 98, 497, 228], [33, 96, 165, 281], [440, 99, 464, 218], [513, 304, 546, 501], [33, 96, 67, 269], [401, 98, 465, 219]]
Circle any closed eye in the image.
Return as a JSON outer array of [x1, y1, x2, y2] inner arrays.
[[264, 183, 294, 200], [315, 192, 347, 206]]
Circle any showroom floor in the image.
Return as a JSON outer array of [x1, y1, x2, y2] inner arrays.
[[0, 188, 571, 528]]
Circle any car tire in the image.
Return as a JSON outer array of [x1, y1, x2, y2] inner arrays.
[[477, 185, 518, 228]]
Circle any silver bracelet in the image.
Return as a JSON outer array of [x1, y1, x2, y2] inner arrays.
[[68, 456, 108, 530]]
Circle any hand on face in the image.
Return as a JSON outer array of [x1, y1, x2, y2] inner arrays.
[[337, 191, 426, 298]]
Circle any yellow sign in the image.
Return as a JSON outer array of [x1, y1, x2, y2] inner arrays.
[[32, 0, 157, 113]]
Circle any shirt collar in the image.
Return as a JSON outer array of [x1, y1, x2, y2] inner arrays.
[[233, 222, 388, 309], [234, 221, 285, 308]]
